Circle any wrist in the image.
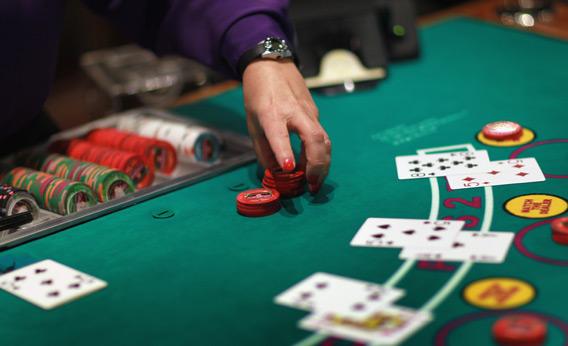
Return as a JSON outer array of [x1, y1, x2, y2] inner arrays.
[[237, 37, 296, 78]]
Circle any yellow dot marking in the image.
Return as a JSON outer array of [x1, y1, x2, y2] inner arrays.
[[463, 277, 536, 310], [476, 128, 535, 147], [505, 194, 568, 219]]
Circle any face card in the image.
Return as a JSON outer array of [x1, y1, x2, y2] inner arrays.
[[299, 305, 432, 345], [0, 259, 107, 310], [395, 150, 490, 180], [350, 218, 465, 249], [399, 231, 515, 263], [274, 272, 404, 319], [446, 158, 545, 190]]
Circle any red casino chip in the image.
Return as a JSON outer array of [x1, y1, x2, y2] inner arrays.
[[50, 139, 154, 189], [262, 169, 306, 198], [551, 217, 568, 245], [86, 128, 178, 174], [236, 188, 281, 217], [482, 121, 523, 141], [492, 314, 547, 346]]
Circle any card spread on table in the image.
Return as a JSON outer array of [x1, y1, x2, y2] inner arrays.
[[350, 218, 465, 249], [299, 305, 432, 345], [0, 259, 107, 309], [399, 231, 515, 263], [446, 158, 545, 189], [395, 150, 490, 180], [274, 272, 404, 319]]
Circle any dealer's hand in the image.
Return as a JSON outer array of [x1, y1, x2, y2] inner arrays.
[[242, 59, 331, 194]]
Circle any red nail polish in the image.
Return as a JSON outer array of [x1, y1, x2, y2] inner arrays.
[[283, 158, 295, 172]]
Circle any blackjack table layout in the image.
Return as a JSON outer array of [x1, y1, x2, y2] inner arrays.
[[1, 18, 567, 346]]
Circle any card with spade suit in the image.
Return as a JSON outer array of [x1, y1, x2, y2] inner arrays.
[[395, 150, 490, 180], [350, 218, 465, 250]]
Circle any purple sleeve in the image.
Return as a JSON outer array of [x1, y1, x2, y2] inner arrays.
[[83, 0, 294, 78]]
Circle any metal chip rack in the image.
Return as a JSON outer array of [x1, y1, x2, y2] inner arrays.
[[0, 108, 255, 250]]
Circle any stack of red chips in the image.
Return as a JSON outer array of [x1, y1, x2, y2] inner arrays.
[[551, 217, 568, 245], [51, 139, 154, 189], [236, 188, 281, 217], [482, 121, 523, 141], [262, 169, 306, 198], [492, 314, 547, 346], [86, 128, 178, 174]]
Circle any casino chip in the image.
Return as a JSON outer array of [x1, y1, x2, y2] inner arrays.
[[1, 168, 97, 215], [86, 128, 178, 174], [116, 115, 223, 164], [19, 153, 136, 202], [492, 314, 547, 346], [51, 139, 154, 189], [551, 217, 568, 245], [236, 188, 281, 217], [0, 184, 40, 219], [262, 169, 306, 198], [482, 121, 523, 141]]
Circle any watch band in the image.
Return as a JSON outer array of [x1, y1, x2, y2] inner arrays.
[[237, 37, 296, 77]]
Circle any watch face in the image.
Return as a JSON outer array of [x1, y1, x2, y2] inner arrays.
[[264, 37, 288, 53]]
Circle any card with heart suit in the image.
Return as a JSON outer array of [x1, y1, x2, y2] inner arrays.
[[0, 259, 107, 310], [446, 158, 545, 190], [395, 150, 490, 180], [274, 272, 404, 320], [399, 231, 515, 263], [350, 218, 465, 250], [299, 305, 432, 345]]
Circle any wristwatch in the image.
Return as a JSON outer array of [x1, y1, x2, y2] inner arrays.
[[237, 37, 295, 76]]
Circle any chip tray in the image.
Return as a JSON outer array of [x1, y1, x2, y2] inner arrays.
[[0, 108, 255, 249]]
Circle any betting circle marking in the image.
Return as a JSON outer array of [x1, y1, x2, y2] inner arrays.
[[476, 128, 535, 147], [514, 219, 568, 266], [509, 138, 568, 179], [504, 193, 568, 219], [434, 310, 568, 346], [462, 277, 536, 310]]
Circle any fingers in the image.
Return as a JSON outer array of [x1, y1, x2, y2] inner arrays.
[[291, 117, 331, 194], [246, 117, 279, 171], [258, 114, 296, 172]]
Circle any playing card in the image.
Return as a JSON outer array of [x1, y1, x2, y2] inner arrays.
[[0, 259, 107, 309], [350, 218, 465, 249], [395, 150, 490, 180], [446, 158, 545, 189], [299, 305, 432, 345], [274, 272, 404, 319], [399, 231, 515, 263]]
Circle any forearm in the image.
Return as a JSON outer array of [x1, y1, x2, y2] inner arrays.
[[82, 0, 294, 78]]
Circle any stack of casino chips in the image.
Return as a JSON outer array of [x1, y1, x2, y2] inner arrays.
[[262, 169, 306, 198], [86, 128, 178, 174], [51, 139, 154, 189], [492, 314, 547, 346], [551, 217, 568, 245], [0, 184, 40, 220], [116, 115, 223, 164], [1, 168, 97, 215], [20, 153, 136, 202], [482, 121, 523, 141], [236, 188, 281, 217]]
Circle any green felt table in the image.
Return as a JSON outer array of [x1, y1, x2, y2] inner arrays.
[[1, 18, 567, 346]]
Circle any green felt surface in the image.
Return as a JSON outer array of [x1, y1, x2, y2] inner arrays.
[[1, 18, 567, 346]]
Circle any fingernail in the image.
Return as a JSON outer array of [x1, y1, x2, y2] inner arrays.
[[283, 158, 295, 172]]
